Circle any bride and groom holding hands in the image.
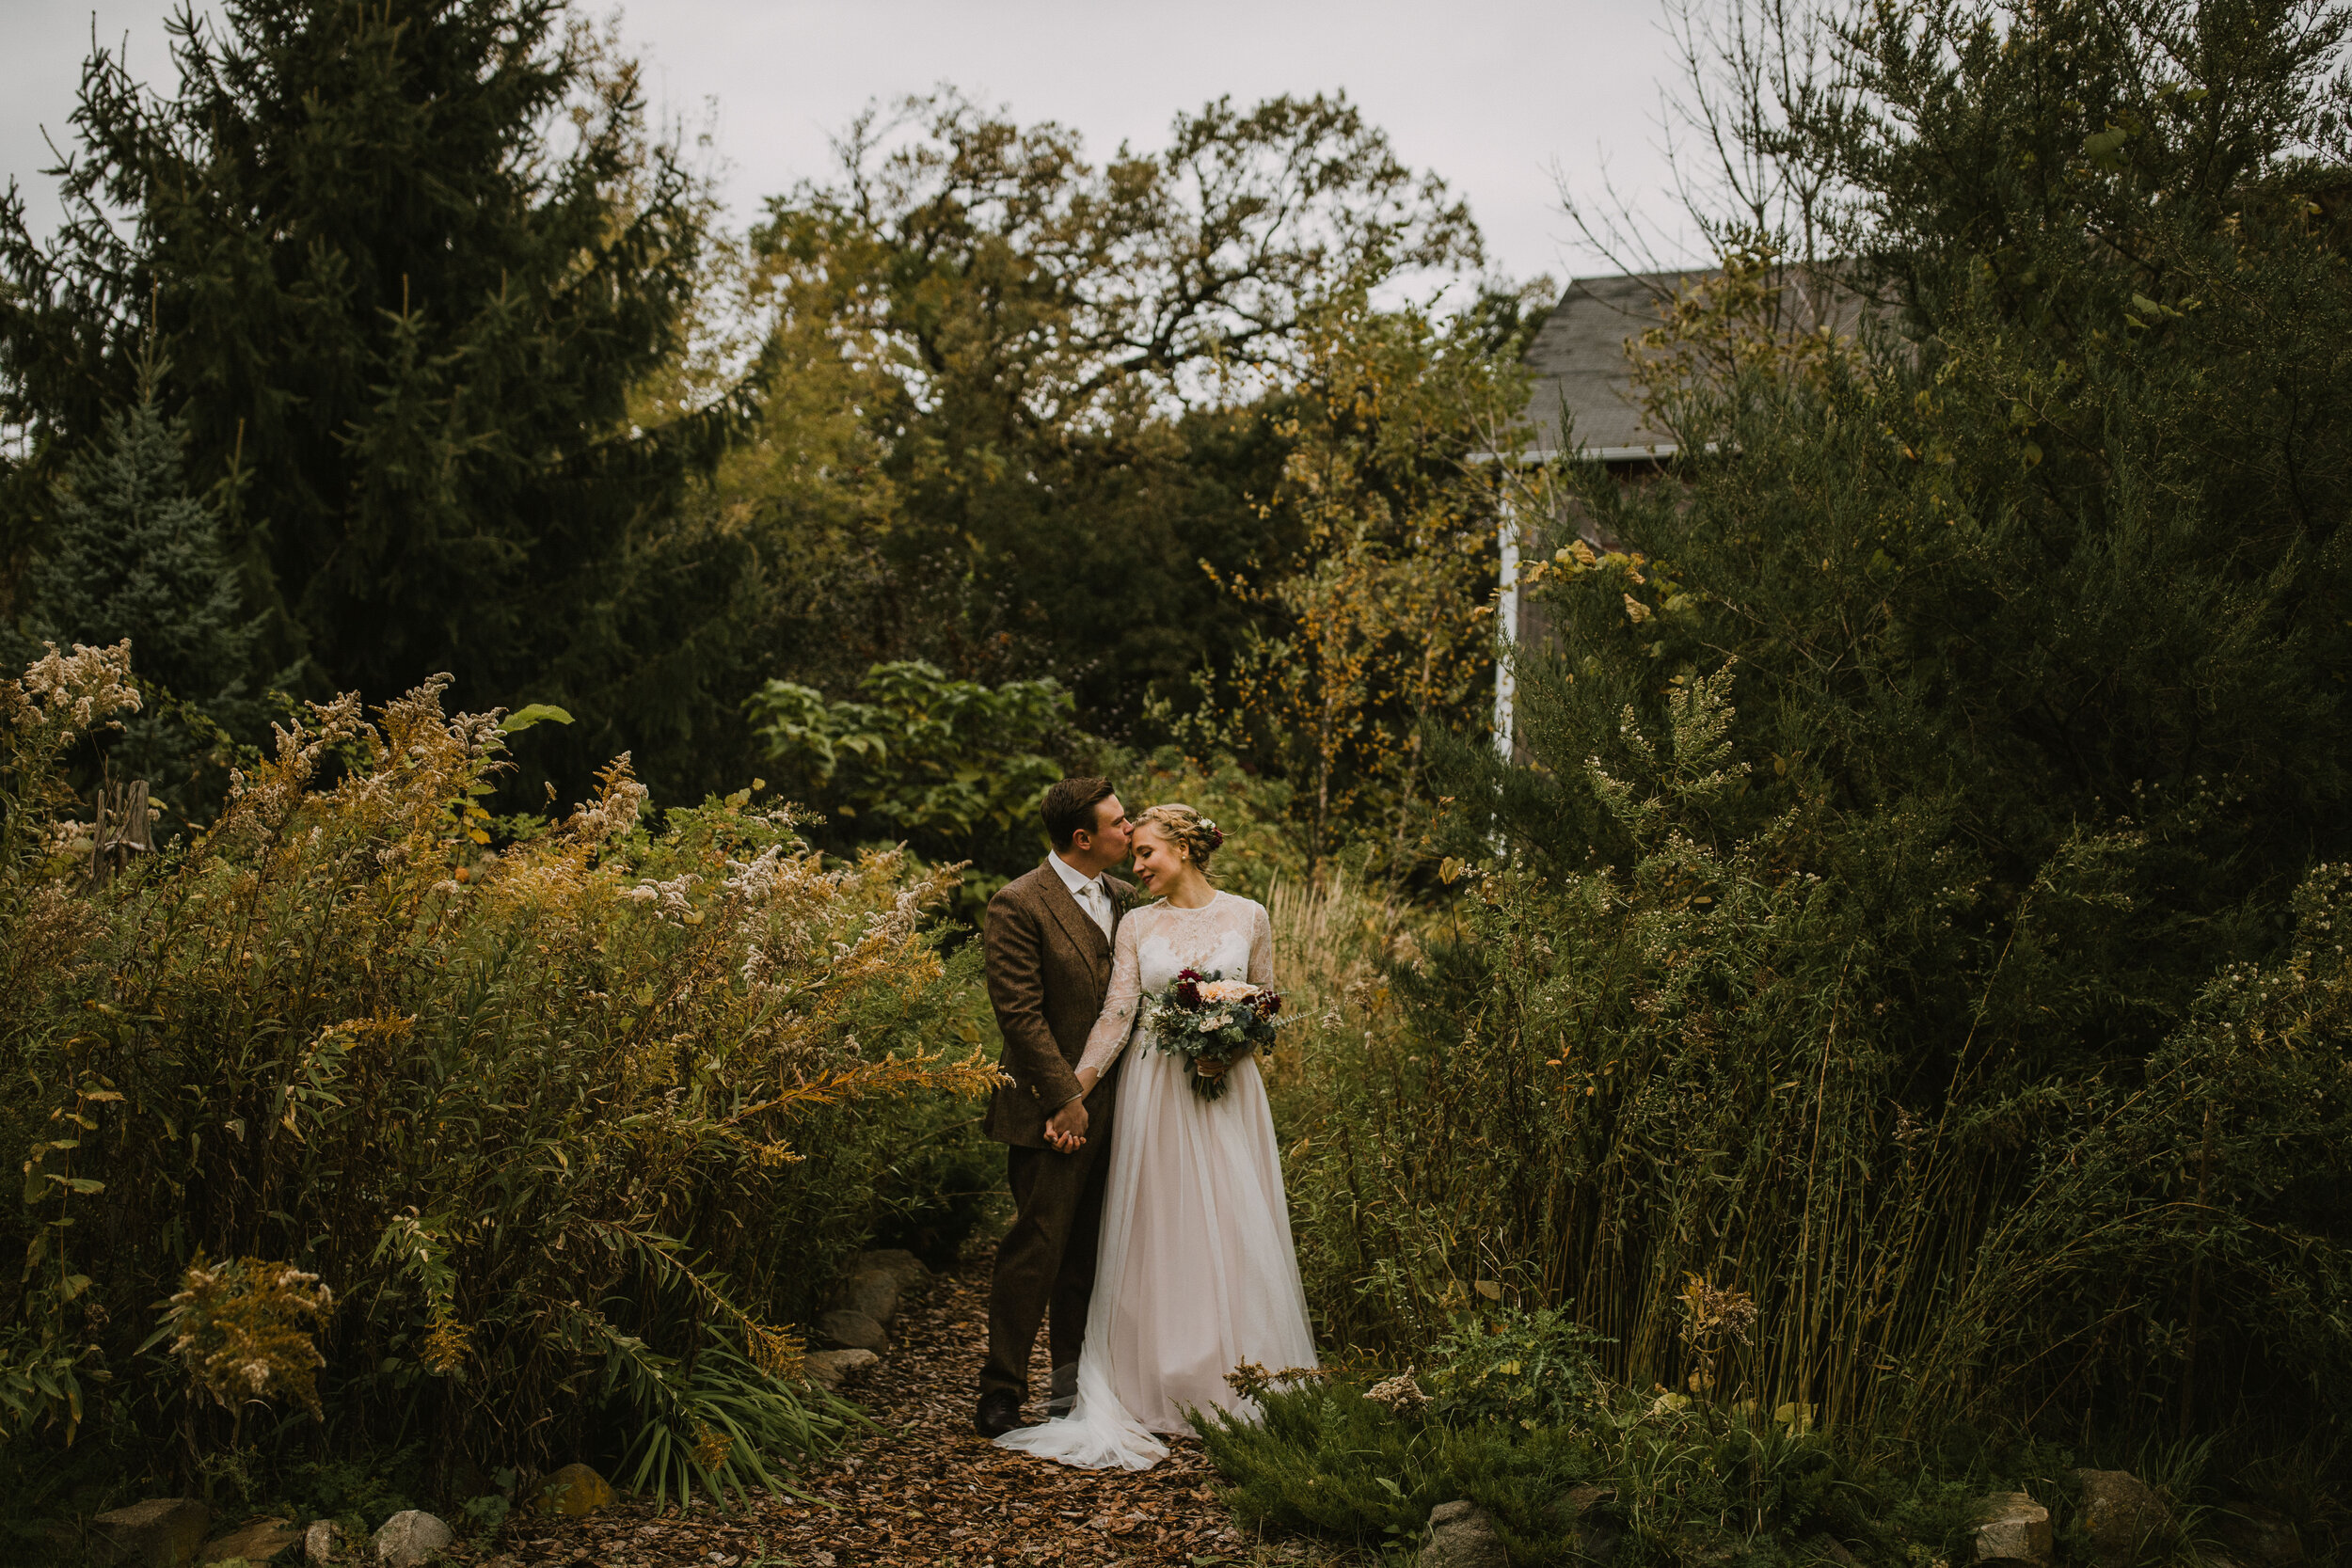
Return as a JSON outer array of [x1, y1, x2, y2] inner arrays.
[[973, 777, 1317, 1470]]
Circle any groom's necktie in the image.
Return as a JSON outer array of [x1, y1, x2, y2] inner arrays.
[[1077, 879, 1112, 942]]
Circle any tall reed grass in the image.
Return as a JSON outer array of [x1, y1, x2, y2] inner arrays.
[[1270, 669, 2351, 1454]]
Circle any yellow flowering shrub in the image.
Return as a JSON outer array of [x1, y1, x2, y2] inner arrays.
[[0, 657, 993, 1496]]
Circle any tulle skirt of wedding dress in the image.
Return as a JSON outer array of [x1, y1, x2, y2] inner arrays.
[[994, 1042, 1318, 1470]]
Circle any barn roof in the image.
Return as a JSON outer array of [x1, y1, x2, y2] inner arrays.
[[1511, 266, 1875, 463], [1517, 270, 1701, 462]]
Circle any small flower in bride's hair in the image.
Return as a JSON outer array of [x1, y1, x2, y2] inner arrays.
[[1200, 817, 1225, 848]]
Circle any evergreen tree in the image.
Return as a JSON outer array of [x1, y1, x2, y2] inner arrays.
[[0, 0, 730, 795], [24, 373, 267, 816], [1398, 0, 2352, 1444]]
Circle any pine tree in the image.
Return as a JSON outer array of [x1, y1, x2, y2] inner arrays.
[[25, 372, 267, 816], [0, 0, 732, 795]]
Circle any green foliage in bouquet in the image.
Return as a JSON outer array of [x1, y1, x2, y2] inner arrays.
[[1144, 969, 1288, 1101]]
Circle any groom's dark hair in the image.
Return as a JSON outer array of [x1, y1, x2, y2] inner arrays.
[[1041, 777, 1117, 849]]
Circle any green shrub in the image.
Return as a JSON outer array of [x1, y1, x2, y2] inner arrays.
[[1271, 0, 2352, 1479], [1194, 1367, 1920, 1565], [1425, 1306, 1610, 1433], [1193, 1379, 1603, 1557], [747, 659, 1086, 900]]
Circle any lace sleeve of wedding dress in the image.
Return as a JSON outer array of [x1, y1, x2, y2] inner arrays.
[[1076, 908, 1145, 1081], [1247, 898, 1276, 988]]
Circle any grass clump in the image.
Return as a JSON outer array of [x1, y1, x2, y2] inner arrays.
[[1196, 1311, 1935, 1565]]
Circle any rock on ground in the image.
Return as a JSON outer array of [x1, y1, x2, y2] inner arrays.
[[1975, 1493, 2054, 1566], [802, 1348, 879, 1389], [371, 1511, 452, 1568], [2217, 1506, 2305, 1566], [818, 1308, 888, 1352], [1422, 1499, 1508, 1568], [536, 1462, 616, 1517], [302, 1521, 338, 1567], [850, 1248, 930, 1291], [832, 1268, 901, 1326], [2075, 1470, 2169, 1561], [93, 1499, 211, 1568], [199, 1517, 301, 1564]]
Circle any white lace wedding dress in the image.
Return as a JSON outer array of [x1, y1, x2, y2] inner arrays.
[[993, 891, 1319, 1470]]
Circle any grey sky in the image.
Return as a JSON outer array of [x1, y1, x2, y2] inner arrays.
[[2, 0, 1705, 290]]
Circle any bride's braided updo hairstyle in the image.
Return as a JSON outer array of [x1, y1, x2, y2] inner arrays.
[[1135, 802, 1225, 880]]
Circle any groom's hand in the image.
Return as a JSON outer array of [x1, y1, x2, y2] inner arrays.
[[1045, 1093, 1089, 1152]]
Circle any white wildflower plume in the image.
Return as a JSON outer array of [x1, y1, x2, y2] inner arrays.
[[1365, 1370, 1431, 1414], [622, 872, 699, 921], [228, 691, 367, 809], [833, 867, 947, 963], [16, 640, 140, 738], [877, 882, 926, 939], [566, 754, 649, 845], [723, 844, 786, 901]]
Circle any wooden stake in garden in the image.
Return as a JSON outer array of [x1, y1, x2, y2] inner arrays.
[[87, 777, 153, 888]]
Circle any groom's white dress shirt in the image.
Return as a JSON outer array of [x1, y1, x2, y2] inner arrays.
[[1049, 850, 1115, 942]]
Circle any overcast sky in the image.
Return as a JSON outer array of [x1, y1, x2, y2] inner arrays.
[[2, 0, 1707, 290]]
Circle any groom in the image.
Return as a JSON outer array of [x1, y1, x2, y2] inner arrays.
[[974, 776, 1135, 1438]]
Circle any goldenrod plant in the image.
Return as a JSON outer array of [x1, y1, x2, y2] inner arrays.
[[0, 648, 994, 1501]]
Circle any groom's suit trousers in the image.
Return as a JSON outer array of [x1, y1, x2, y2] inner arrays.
[[981, 1065, 1119, 1402]]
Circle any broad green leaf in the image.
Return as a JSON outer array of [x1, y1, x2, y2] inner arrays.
[[499, 704, 575, 734]]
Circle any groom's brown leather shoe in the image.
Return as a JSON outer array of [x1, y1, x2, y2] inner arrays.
[[975, 1389, 1028, 1438]]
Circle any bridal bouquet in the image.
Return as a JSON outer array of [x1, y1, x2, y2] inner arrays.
[[1143, 967, 1286, 1101]]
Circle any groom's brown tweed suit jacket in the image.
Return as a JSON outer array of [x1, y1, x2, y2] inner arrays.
[[978, 859, 1135, 1402], [980, 862, 1134, 1148]]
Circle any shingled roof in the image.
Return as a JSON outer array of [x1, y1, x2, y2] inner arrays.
[[1515, 266, 1873, 462], [1518, 270, 1702, 462]]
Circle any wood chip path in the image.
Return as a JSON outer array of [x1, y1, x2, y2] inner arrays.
[[489, 1261, 1347, 1568]]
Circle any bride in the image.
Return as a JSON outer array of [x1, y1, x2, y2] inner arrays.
[[993, 802, 1318, 1470]]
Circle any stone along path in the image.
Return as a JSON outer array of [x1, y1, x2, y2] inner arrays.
[[495, 1260, 1319, 1568]]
